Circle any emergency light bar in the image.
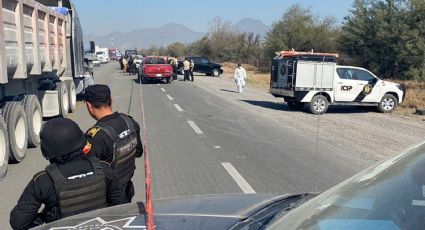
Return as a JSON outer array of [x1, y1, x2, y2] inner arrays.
[[276, 50, 339, 58]]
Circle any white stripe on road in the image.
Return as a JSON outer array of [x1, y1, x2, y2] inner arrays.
[[187, 121, 204, 135], [166, 95, 174, 101], [221, 162, 256, 194], [161, 88, 166, 92], [174, 104, 183, 112]]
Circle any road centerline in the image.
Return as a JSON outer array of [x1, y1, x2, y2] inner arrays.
[[161, 88, 166, 92], [166, 95, 174, 101], [174, 104, 184, 112], [222, 162, 256, 194], [187, 121, 204, 135]]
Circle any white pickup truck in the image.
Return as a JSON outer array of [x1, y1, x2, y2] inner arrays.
[[270, 51, 405, 115]]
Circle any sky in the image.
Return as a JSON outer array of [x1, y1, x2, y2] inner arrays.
[[73, 0, 354, 36]]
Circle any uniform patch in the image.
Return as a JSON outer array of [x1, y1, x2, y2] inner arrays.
[[87, 127, 100, 137], [83, 142, 92, 155]]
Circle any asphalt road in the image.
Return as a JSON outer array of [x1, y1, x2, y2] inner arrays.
[[0, 63, 366, 229]]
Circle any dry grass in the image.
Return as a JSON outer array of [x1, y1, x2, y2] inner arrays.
[[221, 62, 425, 115], [393, 80, 425, 115]]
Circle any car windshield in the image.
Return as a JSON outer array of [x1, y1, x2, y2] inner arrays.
[[145, 58, 166, 64], [268, 141, 425, 230]]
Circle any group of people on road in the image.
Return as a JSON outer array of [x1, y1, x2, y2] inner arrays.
[[9, 85, 143, 230], [183, 58, 195, 82], [119, 55, 138, 75]]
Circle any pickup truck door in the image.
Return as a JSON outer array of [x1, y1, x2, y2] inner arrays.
[[198, 58, 210, 73], [353, 69, 381, 103], [334, 68, 362, 102]]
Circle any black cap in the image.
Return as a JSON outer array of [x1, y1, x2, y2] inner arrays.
[[84, 84, 111, 105], [40, 118, 85, 160]]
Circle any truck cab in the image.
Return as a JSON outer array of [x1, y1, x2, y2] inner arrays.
[[270, 51, 405, 114]]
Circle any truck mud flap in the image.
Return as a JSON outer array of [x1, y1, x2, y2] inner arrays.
[[37, 90, 59, 117]]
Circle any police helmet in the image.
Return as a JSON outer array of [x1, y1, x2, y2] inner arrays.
[[40, 118, 85, 160]]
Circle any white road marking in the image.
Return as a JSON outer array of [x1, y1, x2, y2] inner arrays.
[[214, 146, 221, 149], [187, 121, 204, 135], [221, 162, 256, 194], [166, 95, 174, 101], [156, 83, 160, 86], [174, 104, 183, 112], [161, 88, 166, 92]]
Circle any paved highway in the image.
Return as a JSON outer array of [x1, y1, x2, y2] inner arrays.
[[0, 63, 366, 229]]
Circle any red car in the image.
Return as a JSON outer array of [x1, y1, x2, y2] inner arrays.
[[138, 56, 173, 84]]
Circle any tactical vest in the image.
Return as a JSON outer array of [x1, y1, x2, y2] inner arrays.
[[46, 157, 107, 219], [95, 114, 138, 187]]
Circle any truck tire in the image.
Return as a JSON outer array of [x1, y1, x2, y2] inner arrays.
[[67, 81, 77, 113], [212, 69, 220, 77], [0, 115, 9, 180], [1, 102, 28, 163], [309, 95, 329, 115], [21, 95, 42, 147], [378, 94, 397, 113], [56, 82, 69, 117]]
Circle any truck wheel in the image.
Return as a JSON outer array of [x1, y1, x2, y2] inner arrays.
[[1, 102, 28, 163], [22, 95, 42, 147], [56, 82, 69, 117], [67, 81, 77, 113], [0, 115, 9, 180], [378, 94, 397, 113], [212, 69, 220, 77], [309, 95, 329, 115]]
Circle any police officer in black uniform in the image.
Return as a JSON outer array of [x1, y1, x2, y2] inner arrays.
[[10, 118, 125, 230], [84, 84, 143, 203]]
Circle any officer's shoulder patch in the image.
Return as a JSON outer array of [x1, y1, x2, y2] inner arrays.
[[33, 170, 47, 181], [83, 141, 92, 155], [86, 127, 100, 137]]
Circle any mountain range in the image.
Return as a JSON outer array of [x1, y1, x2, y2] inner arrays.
[[85, 18, 270, 49]]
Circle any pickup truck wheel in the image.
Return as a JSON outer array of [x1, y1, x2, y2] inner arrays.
[[378, 94, 397, 113], [309, 95, 329, 115], [1, 102, 28, 163], [141, 76, 147, 84], [21, 95, 42, 147], [0, 115, 9, 180], [212, 69, 220, 77]]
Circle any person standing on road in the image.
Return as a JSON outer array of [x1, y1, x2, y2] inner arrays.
[[234, 63, 247, 93], [10, 118, 125, 230], [84, 84, 143, 203], [183, 58, 190, 81], [122, 57, 128, 73], [190, 59, 195, 82]]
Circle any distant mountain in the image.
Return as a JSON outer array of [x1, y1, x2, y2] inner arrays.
[[85, 23, 205, 49], [232, 18, 270, 37], [85, 19, 270, 49]]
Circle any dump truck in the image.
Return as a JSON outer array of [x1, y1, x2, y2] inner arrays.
[[0, 0, 92, 179]]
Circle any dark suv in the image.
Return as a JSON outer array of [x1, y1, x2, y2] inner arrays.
[[178, 56, 223, 77]]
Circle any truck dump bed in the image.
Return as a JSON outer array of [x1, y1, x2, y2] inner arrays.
[[1, 0, 68, 84]]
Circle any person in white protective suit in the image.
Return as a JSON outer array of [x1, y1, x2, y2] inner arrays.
[[234, 63, 247, 93]]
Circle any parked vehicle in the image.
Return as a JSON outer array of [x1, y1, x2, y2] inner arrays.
[[36, 139, 425, 230], [125, 49, 137, 59], [0, 0, 92, 179], [270, 51, 405, 114], [178, 56, 223, 77], [108, 48, 120, 61], [95, 47, 110, 64], [139, 57, 173, 84]]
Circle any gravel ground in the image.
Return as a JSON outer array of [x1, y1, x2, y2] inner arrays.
[[192, 74, 425, 164]]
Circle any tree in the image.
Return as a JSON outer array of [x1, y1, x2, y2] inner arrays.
[[166, 42, 186, 58], [339, 0, 425, 81], [264, 5, 339, 59]]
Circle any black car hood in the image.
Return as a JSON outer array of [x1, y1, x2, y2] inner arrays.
[[34, 193, 314, 230]]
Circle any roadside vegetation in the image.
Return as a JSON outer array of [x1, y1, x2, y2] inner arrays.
[[141, 0, 425, 113]]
